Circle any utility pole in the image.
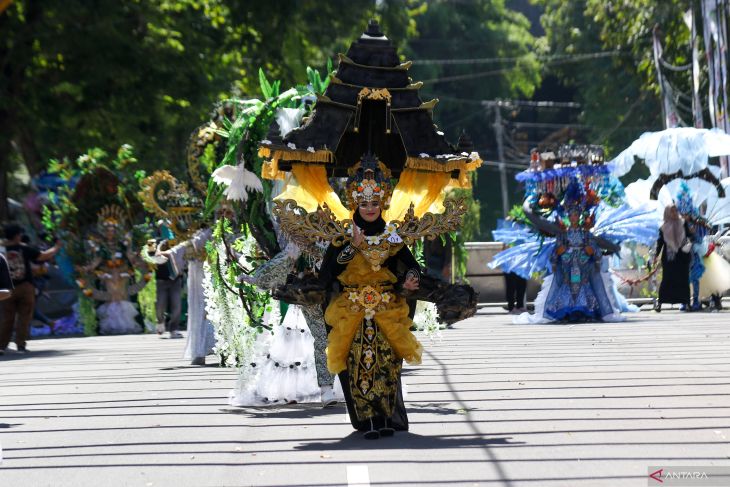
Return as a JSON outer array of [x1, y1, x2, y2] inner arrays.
[[490, 103, 510, 217], [477, 98, 581, 215]]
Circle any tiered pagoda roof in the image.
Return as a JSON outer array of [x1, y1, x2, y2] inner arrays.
[[260, 20, 481, 183]]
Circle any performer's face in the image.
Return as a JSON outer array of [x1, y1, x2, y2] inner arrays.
[[358, 200, 381, 222]]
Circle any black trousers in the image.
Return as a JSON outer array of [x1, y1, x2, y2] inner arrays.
[[504, 272, 527, 310]]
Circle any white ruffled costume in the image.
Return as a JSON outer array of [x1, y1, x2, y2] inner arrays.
[[229, 304, 343, 406]]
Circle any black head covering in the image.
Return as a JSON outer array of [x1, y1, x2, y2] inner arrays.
[[353, 210, 386, 236]]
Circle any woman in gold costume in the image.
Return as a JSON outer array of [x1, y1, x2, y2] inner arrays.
[[319, 156, 423, 440]]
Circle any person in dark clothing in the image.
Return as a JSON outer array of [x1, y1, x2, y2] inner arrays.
[[20, 234, 56, 329], [0, 253, 13, 301], [1, 223, 61, 354], [504, 272, 527, 313], [654, 206, 691, 312], [148, 239, 183, 338]]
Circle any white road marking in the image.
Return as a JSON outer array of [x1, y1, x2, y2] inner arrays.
[[347, 465, 370, 487]]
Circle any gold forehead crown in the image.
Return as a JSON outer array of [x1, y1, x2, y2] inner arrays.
[[345, 154, 392, 210]]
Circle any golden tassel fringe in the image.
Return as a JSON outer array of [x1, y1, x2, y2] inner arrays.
[[258, 146, 334, 163], [405, 156, 483, 173], [262, 160, 287, 181]]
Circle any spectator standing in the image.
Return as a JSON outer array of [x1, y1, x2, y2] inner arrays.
[[654, 206, 692, 312], [149, 240, 183, 339], [0, 224, 61, 354], [0, 253, 12, 301], [504, 271, 527, 314]]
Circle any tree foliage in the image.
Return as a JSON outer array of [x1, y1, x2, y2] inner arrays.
[[406, 0, 542, 237], [534, 0, 691, 156], [0, 0, 417, 219], [3, 0, 546, 240]]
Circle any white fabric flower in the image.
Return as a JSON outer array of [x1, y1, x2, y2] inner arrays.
[[366, 235, 381, 245], [287, 142, 297, 150]]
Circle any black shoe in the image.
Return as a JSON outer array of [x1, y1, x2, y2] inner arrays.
[[363, 429, 380, 440], [653, 300, 661, 313], [190, 357, 205, 366], [364, 419, 380, 440], [378, 418, 395, 437], [17, 347, 28, 354]]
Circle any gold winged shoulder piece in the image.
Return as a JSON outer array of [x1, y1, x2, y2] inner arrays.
[[394, 198, 468, 245], [273, 197, 468, 246], [273, 199, 352, 247]]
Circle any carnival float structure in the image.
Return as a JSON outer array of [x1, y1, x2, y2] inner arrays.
[[612, 127, 730, 309], [43, 146, 151, 335]]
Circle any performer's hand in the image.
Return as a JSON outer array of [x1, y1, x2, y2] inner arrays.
[[403, 275, 420, 291], [352, 225, 364, 247], [584, 246, 594, 256]]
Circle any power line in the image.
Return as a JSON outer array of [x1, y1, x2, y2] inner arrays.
[[505, 121, 590, 129], [435, 96, 581, 109], [420, 51, 626, 85], [412, 50, 625, 66]]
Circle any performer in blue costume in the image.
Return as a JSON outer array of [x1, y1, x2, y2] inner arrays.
[[489, 146, 659, 324], [543, 184, 615, 321]]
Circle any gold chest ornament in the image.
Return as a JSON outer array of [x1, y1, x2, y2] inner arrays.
[[354, 225, 403, 272], [356, 240, 398, 271]]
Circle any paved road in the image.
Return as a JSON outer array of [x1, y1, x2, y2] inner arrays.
[[1, 309, 730, 487]]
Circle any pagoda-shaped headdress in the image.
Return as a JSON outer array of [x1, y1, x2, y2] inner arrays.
[[261, 20, 481, 223]]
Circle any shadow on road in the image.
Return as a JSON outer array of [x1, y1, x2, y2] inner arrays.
[[222, 403, 348, 419], [0, 349, 71, 361], [293, 431, 522, 451]]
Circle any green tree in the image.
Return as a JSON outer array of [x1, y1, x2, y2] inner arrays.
[[405, 0, 542, 237], [0, 0, 420, 221], [534, 0, 691, 157], [1, 0, 234, 219]]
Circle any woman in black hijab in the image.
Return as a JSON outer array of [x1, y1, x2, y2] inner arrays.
[[654, 205, 691, 311], [318, 156, 422, 439]]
